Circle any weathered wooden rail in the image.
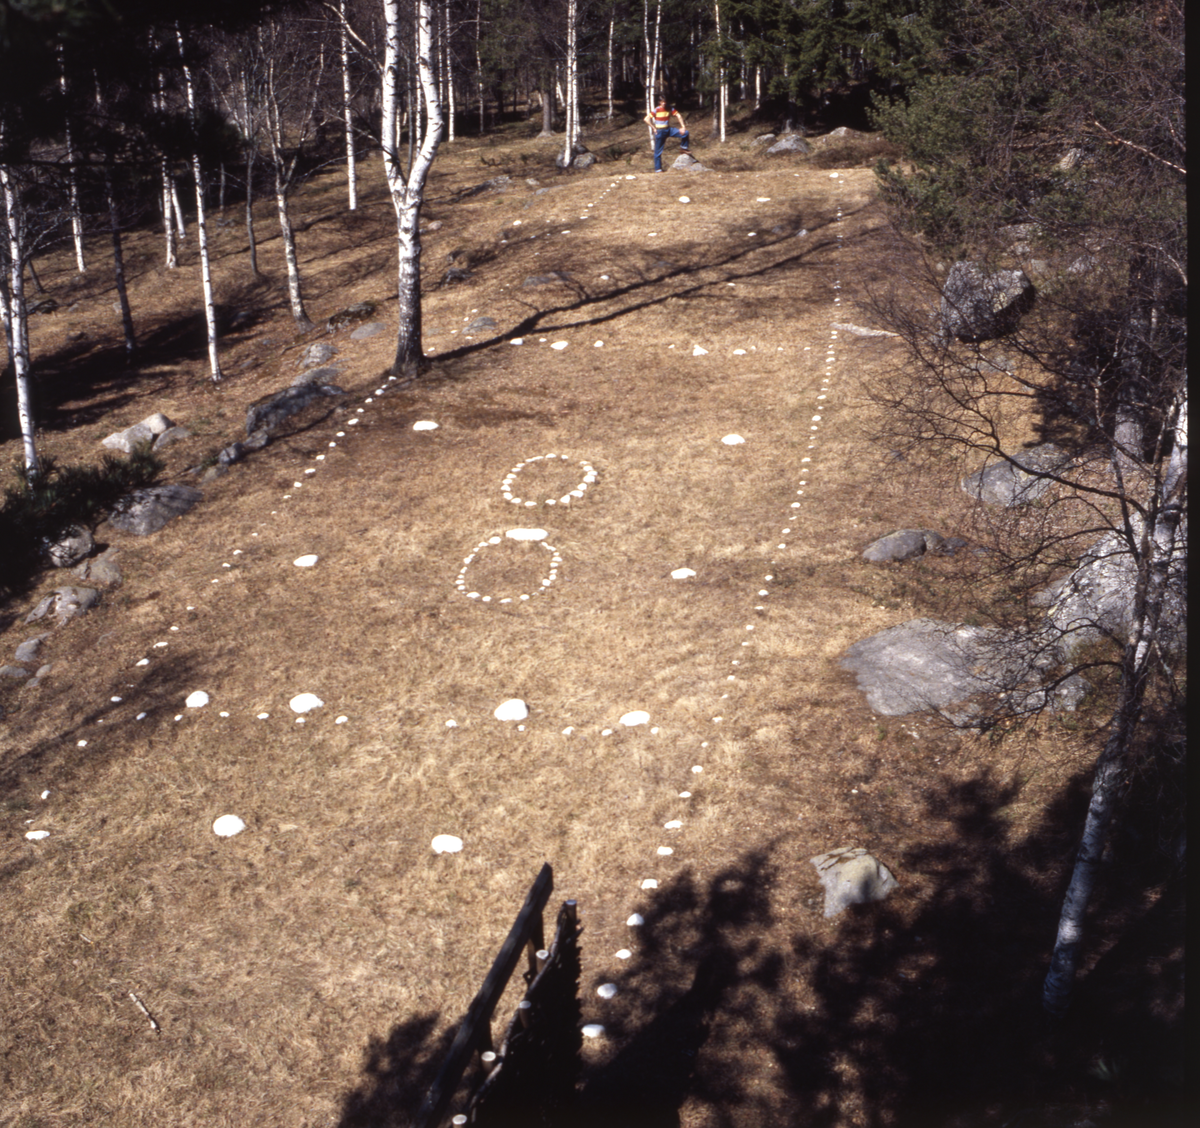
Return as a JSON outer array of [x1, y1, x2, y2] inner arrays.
[[413, 863, 583, 1128]]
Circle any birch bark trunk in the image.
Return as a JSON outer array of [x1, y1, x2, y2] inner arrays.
[[383, 0, 443, 380], [58, 47, 87, 273], [1042, 393, 1188, 1017], [340, 0, 358, 208], [0, 164, 40, 480], [177, 24, 223, 383]]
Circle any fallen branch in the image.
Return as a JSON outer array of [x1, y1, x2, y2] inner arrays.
[[128, 991, 162, 1034]]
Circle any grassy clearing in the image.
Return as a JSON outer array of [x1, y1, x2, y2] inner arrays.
[[0, 118, 1181, 1127]]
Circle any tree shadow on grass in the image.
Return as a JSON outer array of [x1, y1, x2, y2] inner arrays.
[[337, 1011, 455, 1128], [769, 771, 1187, 1128], [330, 766, 1183, 1127]]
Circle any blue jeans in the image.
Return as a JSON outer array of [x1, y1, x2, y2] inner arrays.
[[653, 126, 690, 171]]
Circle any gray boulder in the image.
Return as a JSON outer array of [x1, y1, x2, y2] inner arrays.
[[153, 425, 191, 450], [523, 271, 573, 288], [810, 848, 898, 917], [44, 524, 94, 567], [326, 302, 377, 333], [1035, 525, 1187, 657], [862, 529, 944, 563], [101, 422, 155, 453], [245, 383, 345, 437], [26, 586, 101, 625], [939, 261, 1034, 342], [350, 321, 386, 341], [464, 316, 498, 335], [671, 153, 710, 172], [961, 443, 1070, 507], [842, 617, 1072, 722], [292, 365, 341, 388], [573, 152, 597, 170], [752, 133, 777, 146], [73, 549, 123, 585], [109, 485, 203, 536], [766, 135, 811, 156], [298, 342, 338, 369], [0, 665, 29, 679], [15, 635, 48, 662], [139, 412, 174, 435]]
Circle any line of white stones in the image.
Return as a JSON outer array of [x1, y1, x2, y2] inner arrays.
[[581, 172, 850, 1039]]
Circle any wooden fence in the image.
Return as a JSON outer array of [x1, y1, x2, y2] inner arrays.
[[413, 863, 583, 1128]]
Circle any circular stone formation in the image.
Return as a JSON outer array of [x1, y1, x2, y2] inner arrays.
[[502, 453, 597, 508], [456, 535, 561, 604]]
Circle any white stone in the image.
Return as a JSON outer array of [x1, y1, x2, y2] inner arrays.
[[657, 846, 674, 856], [732, 349, 746, 355], [627, 913, 645, 926], [722, 434, 745, 445], [506, 528, 547, 541], [582, 1024, 605, 1038], [185, 691, 209, 708], [671, 567, 696, 579], [25, 830, 50, 840], [493, 698, 528, 722], [692, 345, 708, 356], [640, 878, 658, 890], [413, 420, 439, 431], [615, 949, 632, 959], [550, 341, 569, 350], [289, 693, 324, 714], [335, 716, 348, 724], [620, 711, 650, 727], [257, 713, 270, 720], [597, 983, 618, 999], [664, 820, 682, 829], [431, 834, 464, 854], [562, 726, 574, 735], [294, 555, 319, 567], [446, 719, 458, 728], [213, 815, 246, 838]]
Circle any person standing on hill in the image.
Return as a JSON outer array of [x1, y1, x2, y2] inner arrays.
[[645, 97, 690, 172]]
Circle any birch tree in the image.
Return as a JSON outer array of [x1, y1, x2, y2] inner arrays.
[[0, 160, 40, 480], [260, 16, 329, 331], [382, 0, 443, 379], [177, 23, 223, 383], [561, 0, 579, 168]]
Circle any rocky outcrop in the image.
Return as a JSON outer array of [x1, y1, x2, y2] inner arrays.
[[938, 261, 1034, 342], [961, 443, 1070, 507], [108, 485, 203, 536]]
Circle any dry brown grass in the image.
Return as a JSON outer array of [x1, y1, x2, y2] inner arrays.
[[0, 118, 1180, 1128]]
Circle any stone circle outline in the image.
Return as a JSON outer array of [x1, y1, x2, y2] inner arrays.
[[501, 453, 598, 508], [455, 535, 562, 604]]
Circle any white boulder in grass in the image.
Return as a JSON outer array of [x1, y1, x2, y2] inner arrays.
[[212, 815, 246, 838], [722, 434, 745, 445], [185, 691, 210, 708], [294, 554, 319, 567], [412, 421, 439, 431], [619, 711, 650, 727], [431, 834, 463, 854], [671, 568, 696, 580], [289, 693, 324, 714], [493, 698, 528, 722], [26, 830, 51, 841], [505, 528, 547, 541]]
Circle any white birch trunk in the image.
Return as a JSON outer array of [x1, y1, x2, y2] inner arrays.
[[340, 1, 358, 209], [475, 0, 484, 135], [171, 180, 186, 239], [0, 165, 40, 480], [1042, 392, 1188, 1017], [383, 0, 443, 380], [562, 0, 578, 168], [715, 0, 726, 143], [178, 25, 222, 383], [607, 16, 614, 120], [443, 0, 456, 142], [161, 160, 179, 268], [58, 49, 87, 273]]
